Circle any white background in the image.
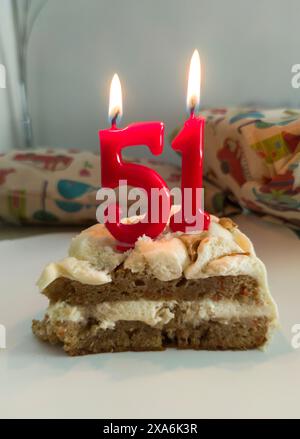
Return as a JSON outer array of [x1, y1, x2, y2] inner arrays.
[[1, 0, 300, 154]]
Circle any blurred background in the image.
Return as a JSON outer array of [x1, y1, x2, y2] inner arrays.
[[1, 0, 300, 162]]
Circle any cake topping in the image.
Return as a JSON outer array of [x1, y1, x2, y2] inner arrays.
[[69, 223, 126, 271], [37, 257, 111, 291], [37, 214, 260, 289], [178, 233, 204, 262], [124, 235, 190, 281], [184, 235, 246, 279], [219, 217, 238, 231]]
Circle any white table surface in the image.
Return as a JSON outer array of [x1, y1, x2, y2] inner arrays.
[[0, 214, 300, 419]]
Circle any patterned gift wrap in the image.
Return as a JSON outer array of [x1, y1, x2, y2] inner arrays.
[[201, 108, 300, 235], [0, 148, 181, 225]]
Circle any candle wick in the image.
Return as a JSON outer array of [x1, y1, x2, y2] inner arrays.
[[190, 107, 195, 118], [111, 111, 120, 129], [189, 95, 198, 118]]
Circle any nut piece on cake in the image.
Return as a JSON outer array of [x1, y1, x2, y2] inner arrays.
[[32, 216, 278, 355]]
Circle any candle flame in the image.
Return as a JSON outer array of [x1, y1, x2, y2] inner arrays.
[[109, 73, 123, 124], [187, 49, 201, 113]]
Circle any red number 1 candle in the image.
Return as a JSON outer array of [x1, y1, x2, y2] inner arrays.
[[170, 50, 210, 233], [99, 74, 171, 250]]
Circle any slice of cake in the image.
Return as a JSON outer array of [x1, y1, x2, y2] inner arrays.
[[32, 215, 278, 355]]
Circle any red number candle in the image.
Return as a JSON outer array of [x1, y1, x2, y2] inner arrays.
[[170, 50, 210, 233], [99, 74, 171, 250]]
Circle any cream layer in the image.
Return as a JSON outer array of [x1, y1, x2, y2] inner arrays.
[[46, 299, 273, 331]]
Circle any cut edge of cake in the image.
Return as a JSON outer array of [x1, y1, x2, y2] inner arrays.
[[32, 214, 279, 355]]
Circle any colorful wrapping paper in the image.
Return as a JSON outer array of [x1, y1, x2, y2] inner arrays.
[[202, 108, 300, 233], [0, 148, 181, 225]]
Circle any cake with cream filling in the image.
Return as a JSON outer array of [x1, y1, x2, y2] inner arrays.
[[32, 215, 278, 355]]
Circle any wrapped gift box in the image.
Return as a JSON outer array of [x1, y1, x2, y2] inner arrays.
[[0, 148, 180, 225], [202, 108, 300, 229]]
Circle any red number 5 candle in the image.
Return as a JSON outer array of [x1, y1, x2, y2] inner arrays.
[[170, 50, 210, 233], [99, 74, 171, 250]]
